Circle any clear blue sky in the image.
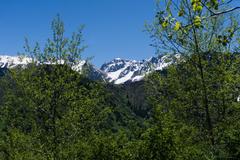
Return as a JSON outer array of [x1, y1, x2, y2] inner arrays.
[[0, 0, 156, 66]]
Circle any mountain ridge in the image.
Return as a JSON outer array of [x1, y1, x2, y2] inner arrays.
[[0, 54, 177, 84]]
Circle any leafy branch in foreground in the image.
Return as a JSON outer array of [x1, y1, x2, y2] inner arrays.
[[147, 0, 240, 54], [145, 0, 240, 158], [21, 15, 87, 66]]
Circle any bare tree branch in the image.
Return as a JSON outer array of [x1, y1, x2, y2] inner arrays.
[[212, 7, 240, 16]]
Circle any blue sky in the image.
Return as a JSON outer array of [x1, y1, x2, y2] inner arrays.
[[0, 0, 156, 66]]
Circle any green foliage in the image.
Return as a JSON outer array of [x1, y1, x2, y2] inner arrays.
[[147, 0, 240, 54], [0, 65, 112, 159], [1, 2, 240, 159], [145, 52, 240, 159], [145, 1, 240, 159], [22, 15, 86, 66]]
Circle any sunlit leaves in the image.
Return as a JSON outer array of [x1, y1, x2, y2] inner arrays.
[[162, 20, 169, 28], [191, 0, 203, 12], [148, 0, 240, 55], [194, 16, 201, 28], [174, 22, 181, 31]]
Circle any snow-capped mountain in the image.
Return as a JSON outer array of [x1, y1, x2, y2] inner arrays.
[[0, 55, 86, 71], [0, 55, 32, 68], [0, 54, 176, 84], [0, 55, 89, 71], [100, 54, 176, 84], [0, 55, 108, 81]]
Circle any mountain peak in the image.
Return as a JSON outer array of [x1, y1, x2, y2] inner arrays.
[[0, 54, 176, 84], [100, 54, 175, 84], [114, 58, 122, 60]]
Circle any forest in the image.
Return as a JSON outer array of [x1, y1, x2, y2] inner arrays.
[[0, 0, 240, 159]]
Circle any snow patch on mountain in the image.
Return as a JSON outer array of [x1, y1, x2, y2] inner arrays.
[[0, 54, 177, 84], [0, 55, 86, 72], [71, 60, 86, 72], [0, 55, 32, 68], [100, 54, 176, 84]]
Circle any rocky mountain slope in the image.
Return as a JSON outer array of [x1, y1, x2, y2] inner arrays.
[[101, 55, 176, 84], [0, 54, 177, 84]]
